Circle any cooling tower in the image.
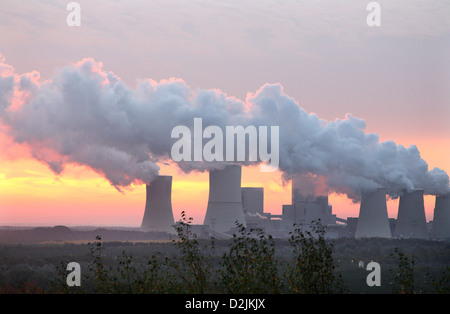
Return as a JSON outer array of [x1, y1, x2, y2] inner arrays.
[[355, 188, 391, 238], [203, 165, 246, 233], [241, 187, 264, 215], [141, 175, 175, 233], [431, 194, 450, 239], [394, 189, 428, 239]]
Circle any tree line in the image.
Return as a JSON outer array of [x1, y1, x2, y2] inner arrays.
[[0, 212, 448, 294]]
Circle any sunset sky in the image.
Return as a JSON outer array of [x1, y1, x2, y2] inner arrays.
[[0, 0, 449, 226]]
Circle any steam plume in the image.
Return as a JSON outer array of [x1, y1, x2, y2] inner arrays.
[[0, 56, 448, 198]]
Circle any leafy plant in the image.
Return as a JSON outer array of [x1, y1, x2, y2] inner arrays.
[[219, 222, 281, 293], [426, 266, 450, 294], [285, 220, 345, 294], [390, 247, 415, 294], [170, 211, 215, 293], [88, 235, 114, 293]]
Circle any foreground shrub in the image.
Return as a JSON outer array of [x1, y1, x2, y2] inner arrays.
[[219, 223, 281, 293], [390, 247, 415, 294], [170, 211, 215, 293], [285, 220, 345, 294]]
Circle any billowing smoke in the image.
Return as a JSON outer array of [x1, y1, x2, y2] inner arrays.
[[0, 56, 449, 198]]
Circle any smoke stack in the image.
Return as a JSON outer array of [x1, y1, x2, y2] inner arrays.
[[141, 175, 175, 233], [394, 189, 428, 239], [431, 194, 450, 239], [355, 188, 391, 238], [203, 165, 246, 233]]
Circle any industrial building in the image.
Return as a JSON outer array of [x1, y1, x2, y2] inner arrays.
[[394, 189, 428, 239], [277, 175, 339, 236], [241, 187, 264, 215], [140, 175, 175, 233], [355, 188, 391, 239], [139, 166, 448, 240], [431, 194, 450, 239], [282, 196, 336, 232], [203, 165, 247, 233]]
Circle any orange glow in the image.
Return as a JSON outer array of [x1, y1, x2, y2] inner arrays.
[[0, 132, 448, 226]]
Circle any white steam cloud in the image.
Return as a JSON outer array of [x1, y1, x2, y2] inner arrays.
[[0, 56, 448, 198]]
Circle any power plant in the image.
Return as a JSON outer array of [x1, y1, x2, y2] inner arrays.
[[431, 194, 450, 239], [241, 187, 264, 215], [394, 189, 428, 239], [203, 165, 247, 233], [282, 177, 337, 234], [354, 188, 391, 239], [139, 167, 448, 240], [141, 175, 175, 233]]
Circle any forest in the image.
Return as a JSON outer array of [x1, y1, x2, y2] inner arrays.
[[0, 217, 448, 294]]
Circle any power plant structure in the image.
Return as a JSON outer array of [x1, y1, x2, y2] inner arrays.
[[431, 194, 450, 239], [355, 188, 391, 238], [241, 187, 268, 229], [141, 175, 175, 233], [137, 167, 448, 241], [203, 165, 247, 233], [281, 176, 338, 235], [394, 189, 428, 239], [282, 196, 337, 232], [241, 187, 264, 215]]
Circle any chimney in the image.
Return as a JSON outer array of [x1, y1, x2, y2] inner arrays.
[[431, 194, 450, 239], [394, 189, 428, 239], [141, 175, 175, 233], [355, 188, 391, 238], [203, 165, 246, 233]]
